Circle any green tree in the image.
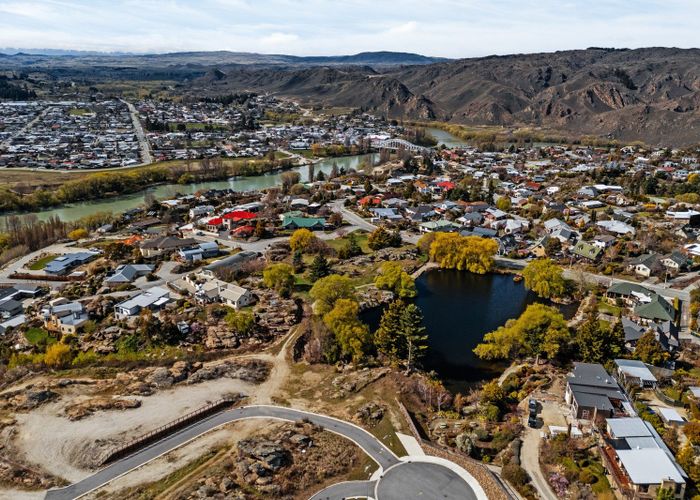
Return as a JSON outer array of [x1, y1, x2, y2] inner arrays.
[[292, 249, 304, 273], [495, 196, 512, 211], [544, 238, 562, 257], [656, 487, 675, 500], [338, 231, 363, 258], [323, 299, 370, 363], [375, 300, 428, 371], [374, 262, 417, 298], [522, 258, 567, 299], [309, 274, 355, 315], [309, 254, 331, 282], [474, 303, 570, 362], [400, 303, 428, 372], [262, 263, 295, 297], [576, 316, 625, 364], [634, 330, 669, 366], [254, 219, 266, 238], [225, 309, 255, 336], [375, 299, 404, 360]]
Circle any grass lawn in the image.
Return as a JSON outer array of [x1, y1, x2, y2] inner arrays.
[[597, 301, 621, 316], [29, 254, 57, 270], [325, 231, 370, 254], [68, 107, 91, 116], [24, 328, 56, 347], [274, 151, 291, 159]]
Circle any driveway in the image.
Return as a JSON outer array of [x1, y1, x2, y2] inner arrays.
[[520, 425, 557, 500]]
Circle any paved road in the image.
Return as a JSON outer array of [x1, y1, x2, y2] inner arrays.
[[330, 201, 378, 232], [309, 480, 377, 500], [120, 99, 153, 165], [0, 105, 52, 150], [44, 405, 399, 500], [375, 462, 477, 500]]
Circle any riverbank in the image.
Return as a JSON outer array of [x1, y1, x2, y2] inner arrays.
[[2, 152, 379, 223]]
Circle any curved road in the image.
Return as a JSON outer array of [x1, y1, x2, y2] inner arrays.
[[45, 405, 399, 500], [310, 480, 377, 500]]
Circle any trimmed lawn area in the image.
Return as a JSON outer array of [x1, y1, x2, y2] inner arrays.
[[325, 231, 370, 254], [597, 301, 621, 316], [24, 328, 56, 347], [29, 254, 57, 270]]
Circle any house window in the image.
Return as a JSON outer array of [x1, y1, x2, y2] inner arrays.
[[581, 409, 590, 419], [639, 485, 649, 493]]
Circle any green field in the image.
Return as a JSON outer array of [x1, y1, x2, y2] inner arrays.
[[325, 231, 370, 253], [29, 254, 57, 270], [68, 107, 91, 116], [24, 328, 56, 347]]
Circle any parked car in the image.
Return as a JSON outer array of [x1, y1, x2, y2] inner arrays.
[[528, 415, 538, 428], [528, 398, 538, 412]]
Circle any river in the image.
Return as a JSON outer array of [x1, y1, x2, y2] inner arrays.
[[23, 153, 378, 222], [363, 269, 577, 393]]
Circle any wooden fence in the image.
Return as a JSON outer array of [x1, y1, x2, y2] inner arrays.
[[98, 397, 237, 466]]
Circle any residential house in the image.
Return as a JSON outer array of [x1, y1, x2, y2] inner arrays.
[[419, 220, 459, 233], [598, 220, 636, 236], [614, 359, 658, 389], [603, 417, 686, 498], [177, 242, 220, 262], [42, 298, 89, 335], [178, 270, 255, 309], [114, 286, 171, 319], [104, 264, 154, 286], [565, 362, 629, 421], [140, 236, 198, 258], [44, 251, 100, 275], [571, 241, 603, 261], [628, 253, 663, 277], [281, 216, 326, 230]]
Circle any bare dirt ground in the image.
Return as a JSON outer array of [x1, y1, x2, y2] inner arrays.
[[13, 376, 259, 482]]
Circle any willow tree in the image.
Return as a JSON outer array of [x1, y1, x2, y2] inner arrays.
[[522, 258, 566, 299], [428, 233, 498, 274], [474, 303, 570, 362]]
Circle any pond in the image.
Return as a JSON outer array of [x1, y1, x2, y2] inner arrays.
[[363, 269, 578, 393]]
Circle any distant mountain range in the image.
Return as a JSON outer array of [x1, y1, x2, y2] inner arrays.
[[2, 47, 700, 145], [0, 50, 448, 67]]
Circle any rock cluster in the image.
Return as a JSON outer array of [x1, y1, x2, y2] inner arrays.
[[331, 367, 390, 398], [354, 402, 385, 424], [65, 397, 141, 421]]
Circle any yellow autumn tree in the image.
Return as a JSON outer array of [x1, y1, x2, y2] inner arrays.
[[44, 342, 73, 368], [428, 233, 498, 273], [289, 228, 317, 253]]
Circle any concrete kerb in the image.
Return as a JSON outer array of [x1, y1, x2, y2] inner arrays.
[[307, 480, 378, 500]]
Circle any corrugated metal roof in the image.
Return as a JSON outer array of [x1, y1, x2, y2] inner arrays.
[[617, 448, 685, 484]]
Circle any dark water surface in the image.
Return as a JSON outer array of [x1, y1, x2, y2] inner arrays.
[[363, 269, 578, 393]]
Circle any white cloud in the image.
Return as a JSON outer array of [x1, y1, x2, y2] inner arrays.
[[260, 32, 300, 48], [0, 0, 699, 56]]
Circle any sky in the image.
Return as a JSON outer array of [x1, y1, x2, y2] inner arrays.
[[1, 0, 700, 57]]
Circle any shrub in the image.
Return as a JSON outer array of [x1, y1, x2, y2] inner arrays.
[[578, 469, 597, 484], [502, 463, 529, 488]]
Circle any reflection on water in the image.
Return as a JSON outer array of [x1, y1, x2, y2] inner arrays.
[[363, 269, 577, 393]]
